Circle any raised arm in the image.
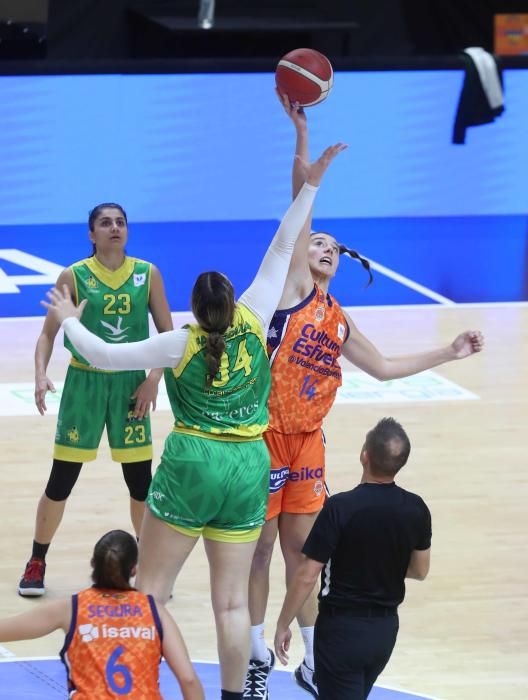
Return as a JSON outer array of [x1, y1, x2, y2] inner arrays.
[[341, 311, 484, 381], [34, 267, 72, 415], [239, 142, 347, 330], [276, 92, 316, 305]]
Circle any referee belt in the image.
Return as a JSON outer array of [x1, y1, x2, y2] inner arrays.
[[319, 603, 397, 618]]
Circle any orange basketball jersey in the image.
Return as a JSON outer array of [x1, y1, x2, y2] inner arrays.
[[60, 588, 163, 699], [267, 285, 349, 434]]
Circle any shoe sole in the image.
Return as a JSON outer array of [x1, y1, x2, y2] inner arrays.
[[18, 587, 45, 597], [292, 668, 318, 699]]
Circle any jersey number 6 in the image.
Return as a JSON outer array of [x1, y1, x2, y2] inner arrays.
[[106, 646, 132, 695]]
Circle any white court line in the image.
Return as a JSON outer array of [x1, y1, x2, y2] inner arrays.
[[367, 258, 455, 305], [0, 645, 16, 658]]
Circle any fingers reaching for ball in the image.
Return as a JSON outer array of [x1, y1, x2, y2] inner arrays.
[[296, 142, 348, 188]]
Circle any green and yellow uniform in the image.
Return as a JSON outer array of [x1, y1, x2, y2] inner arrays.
[[54, 256, 153, 463], [147, 304, 271, 542]]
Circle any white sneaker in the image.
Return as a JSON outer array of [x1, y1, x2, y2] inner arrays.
[[293, 659, 318, 698]]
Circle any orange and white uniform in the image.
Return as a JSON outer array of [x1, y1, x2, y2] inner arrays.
[[60, 587, 163, 699], [265, 285, 349, 518]]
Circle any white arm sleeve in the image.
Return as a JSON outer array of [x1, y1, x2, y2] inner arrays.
[[238, 182, 318, 328], [61, 317, 189, 370]]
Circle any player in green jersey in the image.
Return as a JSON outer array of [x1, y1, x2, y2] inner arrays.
[[42, 143, 346, 700], [19, 203, 173, 598]]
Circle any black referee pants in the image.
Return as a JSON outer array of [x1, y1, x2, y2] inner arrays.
[[314, 607, 399, 700]]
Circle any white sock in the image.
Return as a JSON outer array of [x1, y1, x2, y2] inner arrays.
[[250, 624, 270, 663], [300, 626, 315, 670]]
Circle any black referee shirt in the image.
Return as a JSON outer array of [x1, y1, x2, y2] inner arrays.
[[303, 482, 431, 609]]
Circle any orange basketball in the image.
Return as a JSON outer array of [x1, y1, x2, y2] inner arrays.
[[275, 48, 334, 107]]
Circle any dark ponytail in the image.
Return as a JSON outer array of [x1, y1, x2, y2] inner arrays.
[[205, 332, 227, 386], [191, 271, 236, 386], [338, 244, 373, 286], [91, 530, 137, 591]]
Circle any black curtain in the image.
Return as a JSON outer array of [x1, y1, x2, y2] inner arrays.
[[47, 0, 130, 58]]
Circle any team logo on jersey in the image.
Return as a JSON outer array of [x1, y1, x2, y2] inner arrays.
[[269, 466, 289, 493], [86, 276, 98, 289], [133, 273, 146, 287], [100, 316, 130, 342], [102, 592, 127, 600], [79, 623, 99, 642], [337, 323, 345, 340], [79, 623, 156, 642], [315, 306, 325, 322], [67, 426, 80, 443], [313, 480, 324, 496]]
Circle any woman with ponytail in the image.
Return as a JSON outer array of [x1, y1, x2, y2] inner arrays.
[[0, 530, 203, 699], [245, 94, 484, 700], [40, 142, 345, 700]]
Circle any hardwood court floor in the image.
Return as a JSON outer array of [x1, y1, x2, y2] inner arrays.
[[0, 304, 526, 700]]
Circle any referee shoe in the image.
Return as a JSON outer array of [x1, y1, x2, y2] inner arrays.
[[293, 659, 318, 698], [243, 648, 275, 699]]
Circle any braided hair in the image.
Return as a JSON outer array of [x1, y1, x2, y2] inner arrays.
[[338, 243, 373, 286], [191, 272, 236, 386], [311, 231, 373, 286]]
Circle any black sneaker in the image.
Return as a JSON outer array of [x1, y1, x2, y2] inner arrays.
[[243, 648, 275, 699], [18, 557, 46, 597], [293, 659, 318, 698]]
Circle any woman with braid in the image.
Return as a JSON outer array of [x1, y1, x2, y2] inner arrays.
[[1, 530, 203, 699], [245, 95, 484, 700], [41, 142, 346, 700]]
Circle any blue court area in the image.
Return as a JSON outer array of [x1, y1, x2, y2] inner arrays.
[[0, 213, 527, 319], [0, 658, 434, 699]]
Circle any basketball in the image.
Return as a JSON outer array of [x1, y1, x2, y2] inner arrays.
[[275, 48, 333, 107]]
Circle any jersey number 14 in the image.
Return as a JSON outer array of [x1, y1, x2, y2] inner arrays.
[[212, 339, 253, 388]]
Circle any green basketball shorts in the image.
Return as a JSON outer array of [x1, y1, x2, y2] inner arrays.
[[147, 431, 270, 542], [54, 363, 153, 463]]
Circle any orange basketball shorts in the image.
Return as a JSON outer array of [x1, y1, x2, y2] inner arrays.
[[264, 427, 326, 520]]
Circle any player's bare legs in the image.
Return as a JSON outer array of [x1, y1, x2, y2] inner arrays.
[[205, 538, 259, 693], [136, 508, 198, 604], [279, 512, 319, 627], [249, 516, 279, 626]]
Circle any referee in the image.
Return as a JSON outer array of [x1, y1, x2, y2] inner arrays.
[[274, 417, 431, 700]]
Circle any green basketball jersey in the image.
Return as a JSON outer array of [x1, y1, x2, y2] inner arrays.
[[65, 256, 151, 367], [164, 304, 271, 440]]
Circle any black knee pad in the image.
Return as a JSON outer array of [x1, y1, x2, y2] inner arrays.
[[45, 459, 82, 501], [121, 460, 152, 501]]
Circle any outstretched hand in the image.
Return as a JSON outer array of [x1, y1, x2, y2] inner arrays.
[[42, 285, 87, 325], [276, 89, 307, 130], [296, 142, 348, 188], [451, 330, 485, 359]]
